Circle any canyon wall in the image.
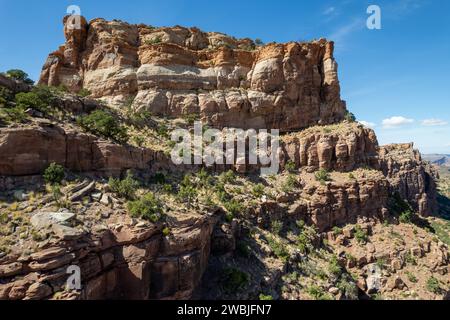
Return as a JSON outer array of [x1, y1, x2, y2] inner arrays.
[[0, 16, 440, 300], [39, 17, 346, 132]]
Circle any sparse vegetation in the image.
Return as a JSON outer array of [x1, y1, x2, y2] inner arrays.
[[406, 271, 418, 283], [78, 110, 129, 143], [307, 285, 333, 300], [177, 174, 197, 204], [332, 226, 343, 236], [77, 88, 91, 97], [354, 225, 368, 244], [109, 171, 139, 200], [255, 38, 264, 46], [128, 192, 162, 222], [281, 174, 298, 193], [221, 268, 249, 293], [3, 69, 34, 85], [344, 111, 356, 122], [251, 183, 265, 198], [399, 210, 414, 224], [259, 294, 273, 300], [426, 276, 441, 294], [43, 163, 65, 185], [315, 169, 330, 184], [219, 170, 236, 184], [267, 236, 289, 262], [271, 220, 283, 235], [285, 160, 296, 173], [145, 36, 163, 45]]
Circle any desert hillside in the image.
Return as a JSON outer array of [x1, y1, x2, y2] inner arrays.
[[0, 16, 448, 301]]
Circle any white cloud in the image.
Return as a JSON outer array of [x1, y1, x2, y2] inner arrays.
[[421, 119, 448, 127], [382, 116, 414, 128], [328, 18, 364, 44], [359, 121, 376, 128], [323, 7, 336, 15]]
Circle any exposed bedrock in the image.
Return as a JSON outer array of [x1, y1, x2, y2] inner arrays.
[[38, 17, 346, 132]]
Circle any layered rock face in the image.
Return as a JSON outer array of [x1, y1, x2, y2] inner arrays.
[[0, 211, 218, 300], [379, 143, 437, 216], [39, 17, 346, 131], [0, 122, 158, 177]]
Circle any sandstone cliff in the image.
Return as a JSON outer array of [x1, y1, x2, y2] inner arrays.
[[39, 17, 346, 132]]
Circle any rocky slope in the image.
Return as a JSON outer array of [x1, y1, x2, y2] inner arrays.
[[0, 16, 447, 300]]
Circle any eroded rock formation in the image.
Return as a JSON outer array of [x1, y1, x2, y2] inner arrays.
[[0, 16, 443, 301], [39, 17, 346, 132]]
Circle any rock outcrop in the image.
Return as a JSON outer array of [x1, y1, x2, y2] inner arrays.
[[0, 211, 218, 300], [39, 17, 346, 132], [0, 122, 159, 177], [379, 143, 438, 216]]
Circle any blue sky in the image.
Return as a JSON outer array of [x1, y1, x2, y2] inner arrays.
[[0, 0, 449, 153]]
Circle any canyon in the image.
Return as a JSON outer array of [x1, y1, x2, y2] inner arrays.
[[0, 16, 448, 300]]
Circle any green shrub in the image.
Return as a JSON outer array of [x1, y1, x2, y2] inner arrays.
[[197, 168, 213, 187], [178, 173, 197, 204], [259, 294, 273, 300], [77, 110, 128, 143], [328, 255, 342, 278], [0, 106, 28, 123], [344, 111, 356, 122], [271, 220, 283, 235], [315, 169, 330, 184], [15, 86, 56, 114], [162, 227, 171, 236], [354, 225, 368, 244], [406, 271, 418, 283], [285, 160, 296, 173], [307, 285, 333, 300], [178, 182, 197, 204], [128, 192, 162, 222], [156, 123, 169, 139], [77, 88, 91, 97], [223, 199, 243, 216], [109, 171, 139, 200], [162, 184, 173, 193], [399, 210, 414, 224], [337, 278, 358, 300], [221, 268, 249, 293], [426, 276, 440, 294], [4, 69, 34, 84], [43, 163, 65, 185], [267, 236, 289, 262], [255, 38, 264, 46], [145, 36, 163, 45], [251, 183, 265, 198], [281, 174, 297, 193], [132, 136, 145, 147], [0, 87, 13, 106], [219, 170, 236, 184], [332, 226, 343, 236]]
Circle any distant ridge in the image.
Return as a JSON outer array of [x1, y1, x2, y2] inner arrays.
[[423, 154, 450, 167]]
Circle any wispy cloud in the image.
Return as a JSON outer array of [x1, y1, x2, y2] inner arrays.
[[327, 18, 365, 47], [323, 6, 336, 16], [382, 116, 415, 128], [385, 0, 429, 19], [359, 121, 376, 128], [421, 119, 448, 127]]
